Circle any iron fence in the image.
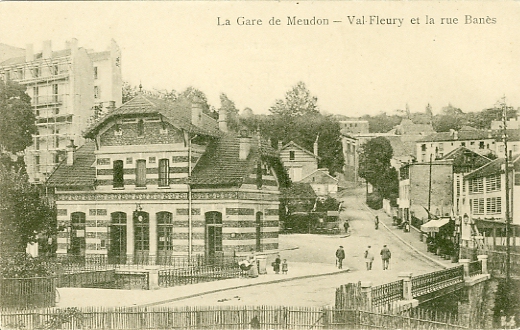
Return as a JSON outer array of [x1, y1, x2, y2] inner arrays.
[[468, 260, 482, 277], [411, 266, 464, 298], [371, 280, 404, 308], [158, 263, 245, 288]]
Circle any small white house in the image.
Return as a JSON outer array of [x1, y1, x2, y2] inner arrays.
[[300, 168, 338, 196]]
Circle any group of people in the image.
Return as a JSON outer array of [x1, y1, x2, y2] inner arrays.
[[272, 254, 288, 274], [239, 250, 289, 278], [336, 244, 391, 271]]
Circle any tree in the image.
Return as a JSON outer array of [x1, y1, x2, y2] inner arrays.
[[0, 164, 56, 254], [219, 93, 240, 131], [178, 86, 211, 115], [432, 104, 466, 132], [358, 137, 396, 200], [269, 82, 319, 117], [360, 113, 402, 133], [0, 81, 37, 154]]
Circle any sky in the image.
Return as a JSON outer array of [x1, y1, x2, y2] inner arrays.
[[1, 1, 519, 117]]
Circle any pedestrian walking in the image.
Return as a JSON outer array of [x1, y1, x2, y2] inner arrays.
[[364, 246, 374, 270], [282, 259, 288, 274], [343, 220, 350, 234], [272, 254, 281, 274], [380, 245, 391, 270], [335, 245, 346, 269], [374, 216, 379, 230]]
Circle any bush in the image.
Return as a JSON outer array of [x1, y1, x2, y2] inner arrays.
[[0, 253, 55, 278], [366, 192, 383, 210]]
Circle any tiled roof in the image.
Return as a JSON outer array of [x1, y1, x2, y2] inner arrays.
[[280, 141, 321, 160], [280, 182, 317, 200], [46, 142, 96, 187], [301, 169, 338, 184], [464, 158, 504, 180], [84, 94, 221, 139], [417, 130, 493, 142], [385, 136, 417, 158], [190, 134, 278, 186]]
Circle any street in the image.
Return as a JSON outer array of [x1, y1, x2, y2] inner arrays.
[[157, 189, 442, 307]]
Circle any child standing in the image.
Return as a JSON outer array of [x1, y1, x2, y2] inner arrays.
[[282, 259, 288, 274]]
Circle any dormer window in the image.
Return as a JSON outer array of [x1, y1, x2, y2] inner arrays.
[[114, 124, 122, 136], [289, 151, 295, 160], [137, 119, 144, 137]]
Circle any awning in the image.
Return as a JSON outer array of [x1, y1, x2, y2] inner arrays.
[[421, 218, 450, 233]]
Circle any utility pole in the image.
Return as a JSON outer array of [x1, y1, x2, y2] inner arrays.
[[501, 97, 512, 283], [428, 153, 433, 218]]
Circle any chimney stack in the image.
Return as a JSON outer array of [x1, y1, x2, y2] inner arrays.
[[42, 40, 52, 59], [218, 108, 228, 132], [239, 129, 251, 160], [25, 43, 34, 62], [191, 96, 202, 127], [314, 134, 319, 156], [278, 140, 283, 150], [66, 140, 77, 166]]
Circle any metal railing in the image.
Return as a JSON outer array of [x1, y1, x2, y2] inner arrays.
[[468, 260, 482, 277], [411, 266, 464, 297], [371, 280, 404, 307]]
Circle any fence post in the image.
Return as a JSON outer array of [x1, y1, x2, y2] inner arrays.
[[147, 269, 159, 290], [477, 255, 488, 274], [459, 259, 470, 278], [360, 281, 372, 310], [398, 272, 413, 301]]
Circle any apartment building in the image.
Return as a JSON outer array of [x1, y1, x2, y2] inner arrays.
[[0, 39, 122, 183], [416, 128, 496, 163], [460, 156, 520, 247]]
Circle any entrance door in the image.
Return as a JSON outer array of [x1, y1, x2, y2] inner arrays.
[[70, 212, 86, 259], [134, 211, 149, 264], [205, 212, 222, 260], [108, 212, 127, 264], [256, 212, 263, 252]]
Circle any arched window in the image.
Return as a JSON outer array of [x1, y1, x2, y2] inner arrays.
[[158, 159, 169, 187], [205, 212, 222, 258], [135, 159, 146, 187], [157, 212, 173, 252], [134, 211, 149, 252], [113, 160, 124, 188], [70, 212, 86, 257], [108, 212, 127, 264], [137, 119, 144, 137], [256, 212, 263, 252]]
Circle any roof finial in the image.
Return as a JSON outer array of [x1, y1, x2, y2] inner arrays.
[[139, 82, 143, 93]]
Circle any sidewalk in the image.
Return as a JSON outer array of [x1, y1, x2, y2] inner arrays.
[[367, 206, 457, 269], [57, 262, 350, 308]]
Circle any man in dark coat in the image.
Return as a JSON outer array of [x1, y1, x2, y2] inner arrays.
[[380, 245, 391, 270], [335, 246, 345, 269]]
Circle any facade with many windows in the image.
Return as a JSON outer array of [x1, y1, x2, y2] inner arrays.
[[460, 156, 520, 246], [46, 94, 285, 262], [0, 39, 122, 183]]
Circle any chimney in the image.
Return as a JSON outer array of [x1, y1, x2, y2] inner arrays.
[[25, 43, 34, 62], [66, 140, 77, 166], [278, 140, 283, 150], [314, 134, 319, 156], [42, 40, 52, 59], [454, 131, 458, 140], [67, 38, 78, 56], [488, 129, 493, 139], [218, 107, 228, 132], [239, 129, 252, 160], [191, 96, 202, 127]]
